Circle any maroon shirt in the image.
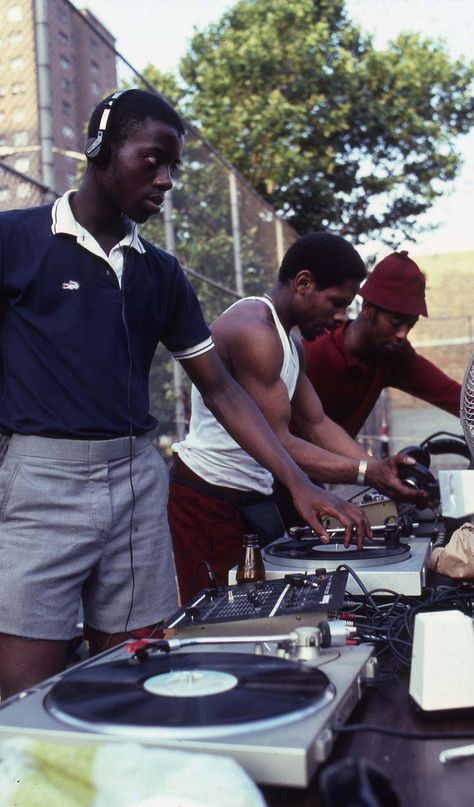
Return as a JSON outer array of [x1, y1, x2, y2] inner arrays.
[[303, 322, 461, 438]]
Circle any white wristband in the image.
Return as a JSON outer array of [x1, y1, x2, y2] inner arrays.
[[356, 459, 368, 485]]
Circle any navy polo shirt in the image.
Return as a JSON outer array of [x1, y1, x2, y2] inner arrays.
[[0, 203, 213, 438]]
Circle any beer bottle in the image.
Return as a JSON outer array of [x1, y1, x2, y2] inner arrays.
[[236, 534, 266, 583]]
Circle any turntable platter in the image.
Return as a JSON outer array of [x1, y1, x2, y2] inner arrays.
[[264, 538, 411, 569], [45, 651, 335, 739]]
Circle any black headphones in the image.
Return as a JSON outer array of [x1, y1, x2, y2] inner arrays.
[[398, 445, 440, 506], [84, 89, 131, 166]]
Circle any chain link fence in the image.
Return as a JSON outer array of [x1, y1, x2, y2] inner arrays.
[[0, 0, 472, 461], [0, 0, 297, 453]]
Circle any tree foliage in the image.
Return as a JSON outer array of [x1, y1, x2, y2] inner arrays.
[[130, 4, 474, 438], [171, 0, 474, 245], [139, 64, 296, 437]]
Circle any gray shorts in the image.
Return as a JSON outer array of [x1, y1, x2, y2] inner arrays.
[[0, 434, 178, 640]]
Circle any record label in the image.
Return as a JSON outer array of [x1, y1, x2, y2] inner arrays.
[[143, 670, 238, 697]]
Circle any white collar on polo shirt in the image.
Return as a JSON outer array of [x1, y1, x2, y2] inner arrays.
[[51, 190, 145, 285]]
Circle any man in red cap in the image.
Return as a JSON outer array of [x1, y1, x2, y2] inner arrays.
[[301, 250, 461, 440]]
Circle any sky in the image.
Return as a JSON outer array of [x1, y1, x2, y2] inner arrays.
[[81, 0, 474, 258]]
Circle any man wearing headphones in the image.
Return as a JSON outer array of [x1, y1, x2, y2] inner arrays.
[[0, 89, 370, 699]]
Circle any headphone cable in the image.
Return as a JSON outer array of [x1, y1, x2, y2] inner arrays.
[[119, 235, 137, 634]]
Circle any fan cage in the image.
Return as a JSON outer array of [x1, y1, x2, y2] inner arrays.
[[460, 350, 474, 459]]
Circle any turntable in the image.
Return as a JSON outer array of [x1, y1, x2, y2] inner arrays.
[[0, 629, 375, 788], [230, 517, 433, 596]]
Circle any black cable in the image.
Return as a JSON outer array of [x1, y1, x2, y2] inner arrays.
[[184, 559, 219, 605], [420, 430, 467, 448], [203, 560, 218, 592], [345, 585, 474, 667], [337, 563, 381, 612], [315, 651, 341, 669]]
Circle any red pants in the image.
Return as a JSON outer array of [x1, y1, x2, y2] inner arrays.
[[168, 460, 249, 604]]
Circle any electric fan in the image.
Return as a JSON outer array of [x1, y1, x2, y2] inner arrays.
[[460, 348, 474, 461], [436, 351, 474, 517]]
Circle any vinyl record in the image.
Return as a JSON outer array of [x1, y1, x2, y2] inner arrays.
[[45, 651, 335, 739], [265, 538, 411, 567]]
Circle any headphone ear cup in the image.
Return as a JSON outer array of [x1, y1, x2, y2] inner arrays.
[[398, 444, 431, 468], [85, 136, 100, 161], [84, 136, 109, 167], [85, 89, 128, 166], [399, 460, 440, 506]]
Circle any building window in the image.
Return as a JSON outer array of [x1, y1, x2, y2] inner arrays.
[[14, 157, 30, 173], [16, 182, 31, 199], [62, 124, 74, 139], [61, 76, 71, 93], [91, 81, 101, 97], [62, 100, 71, 115], [90, 37, 98, 51], [8, 31, 23, 46], [13, 130, 28, 146], [13, 108, 25, 123], [10, 56, 24, 71], [60, 55, 70, 71], [91, 60, 99, 75], [0, 187, 11, 202], [11, 82, 26, 94], [7, 6, 22, 23], [58, 31, 69, 47]]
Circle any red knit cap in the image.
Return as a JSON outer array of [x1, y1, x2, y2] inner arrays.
[[360, 250, 428, 317]]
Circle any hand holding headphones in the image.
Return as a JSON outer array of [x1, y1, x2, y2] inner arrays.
[[397, 445, 440, 506]]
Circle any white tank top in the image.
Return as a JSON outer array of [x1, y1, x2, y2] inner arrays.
[[173, 296, 300, 494]]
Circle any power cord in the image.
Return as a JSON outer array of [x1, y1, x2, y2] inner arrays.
[[339, 580, 473, 668]]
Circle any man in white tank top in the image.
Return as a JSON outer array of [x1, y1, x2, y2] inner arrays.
[[169, 233, 424, 600]]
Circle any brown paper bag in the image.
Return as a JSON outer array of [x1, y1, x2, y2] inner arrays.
[[430, 522, 474, 578]]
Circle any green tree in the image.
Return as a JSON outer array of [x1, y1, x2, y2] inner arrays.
[[140, 64, 287, 307], [174, 0, 474, 245], [138, 65, 296, 438]]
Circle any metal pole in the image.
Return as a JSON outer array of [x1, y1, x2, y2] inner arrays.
[[228, 171, 244, 295], [164, 192, 187, 441], [33, 0, 56, 199], [274, 217, 284, 268]]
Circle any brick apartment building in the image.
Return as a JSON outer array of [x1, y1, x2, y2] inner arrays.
[[0, 0, 117, 208]]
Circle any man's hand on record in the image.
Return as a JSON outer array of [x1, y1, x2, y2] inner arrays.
[[291, 479, 372, 550]]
